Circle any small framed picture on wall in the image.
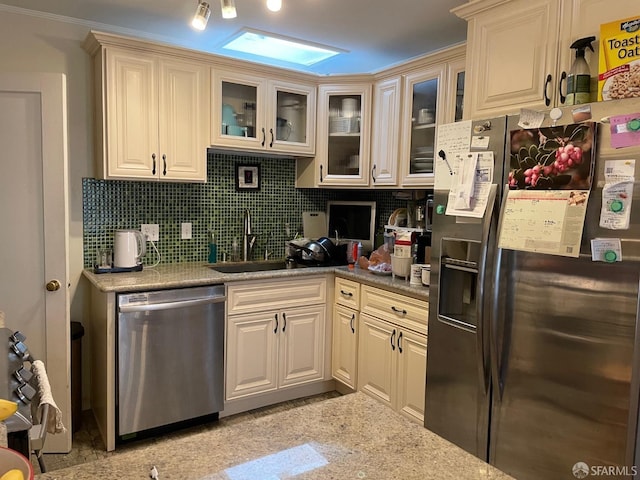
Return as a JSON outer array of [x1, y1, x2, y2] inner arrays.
[[235, 163, 261, 191]]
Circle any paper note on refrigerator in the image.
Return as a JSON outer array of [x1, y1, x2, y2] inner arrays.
[[434, 120, 472, 190], [498, 189, 589, 258], [445, 152, 494, 218], [599, 159, 635, 230]]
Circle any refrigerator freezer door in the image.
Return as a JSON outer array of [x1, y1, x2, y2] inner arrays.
[[489, 249, 639, 480]]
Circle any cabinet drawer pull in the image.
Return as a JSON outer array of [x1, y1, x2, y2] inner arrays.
[[371, 164, 376, 183], [350, 313, 355, 334], [544, 73, 552, 107], [274, 313, 278, 334], [282, 312, 287, 332], [319, 164, 323, 183], [397, 331, 403, 353], [391, 306, 407, 315], [152, 153, 156, 175], [340, 289, 353, 297], [261, 127, 266, 147], [269, 128, 274, 148], [390, 329, 396, 350], [162, 154, 167, 176]]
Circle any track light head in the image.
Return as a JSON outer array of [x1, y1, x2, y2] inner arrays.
[[191, 1, 211, 30], [221, 0, 237, 19]]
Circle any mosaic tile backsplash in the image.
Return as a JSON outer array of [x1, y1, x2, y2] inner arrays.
[[83, 151, 421, 267]]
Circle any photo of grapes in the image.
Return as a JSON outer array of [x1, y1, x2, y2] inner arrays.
[[508, 122, 595, 190]]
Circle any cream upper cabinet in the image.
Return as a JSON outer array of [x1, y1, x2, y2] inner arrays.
[[93, 46, 209, 182], [399, 65, 445, 187], [370, 76, 402, 186], [211, 69, 316, 156], [308, 83, 373, 187], [454, 0, 639, 119]]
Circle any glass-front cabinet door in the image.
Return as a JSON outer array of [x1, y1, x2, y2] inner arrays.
[[212, 69, 316, 156], [212, 70, 265, 150], [400, 65, 445, 186], [316, 83, 371, 186], [268, 80, 316, 156]]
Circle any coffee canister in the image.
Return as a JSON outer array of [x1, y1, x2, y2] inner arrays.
[[410, 263, 424, 286], [421, 265, 431, 286]]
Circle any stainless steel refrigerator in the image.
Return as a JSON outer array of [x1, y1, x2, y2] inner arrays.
[[425, 100, 640, 480]]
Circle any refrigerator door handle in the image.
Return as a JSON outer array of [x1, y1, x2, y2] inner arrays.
[[476, 184, 497, 397], [489, 187, 511, 401]]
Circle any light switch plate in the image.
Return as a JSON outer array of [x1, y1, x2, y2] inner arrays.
[[141, 224, 159, 242], [181, 222, 192, 240]]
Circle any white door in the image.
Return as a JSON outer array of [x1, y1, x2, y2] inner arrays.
[[0, 73, 71, 452]]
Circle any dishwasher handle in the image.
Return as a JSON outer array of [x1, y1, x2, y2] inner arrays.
[[119, 295, 226, 313]]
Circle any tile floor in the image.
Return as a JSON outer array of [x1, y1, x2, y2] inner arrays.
[[34, 391, 341, 474]]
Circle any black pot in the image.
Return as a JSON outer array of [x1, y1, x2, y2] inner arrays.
[[288, 237, 336, 264]]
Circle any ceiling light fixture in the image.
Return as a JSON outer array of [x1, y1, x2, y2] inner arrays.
[[191, 1, 211, 30], [266, 0, 282, 12], [220, 0, 237, 19]]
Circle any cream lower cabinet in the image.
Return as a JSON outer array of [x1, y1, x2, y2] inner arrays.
[[357, 284, 428, 424], [332, 277, 361, 389], [226, 276, 327, 401]]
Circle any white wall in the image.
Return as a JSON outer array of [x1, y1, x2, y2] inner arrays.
[[0, 10, 95, 408]]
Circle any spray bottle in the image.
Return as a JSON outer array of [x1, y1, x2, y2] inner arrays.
[[566, 36, 596, 105]]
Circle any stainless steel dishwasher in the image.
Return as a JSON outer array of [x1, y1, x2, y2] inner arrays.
[[117, 285, 225, 439]]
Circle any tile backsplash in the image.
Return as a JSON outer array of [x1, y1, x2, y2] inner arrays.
[[83, 151, 416, 267]]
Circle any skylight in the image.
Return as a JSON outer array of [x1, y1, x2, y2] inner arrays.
[[222, 29, 341, 66]]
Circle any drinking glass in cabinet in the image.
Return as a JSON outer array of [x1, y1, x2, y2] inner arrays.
[[221, 81, 257, 138]]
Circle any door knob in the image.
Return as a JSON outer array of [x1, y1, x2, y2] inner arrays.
[[46, 279, 61, 292]]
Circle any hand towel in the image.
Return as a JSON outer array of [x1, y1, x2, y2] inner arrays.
[[31, 360, 66, 434]]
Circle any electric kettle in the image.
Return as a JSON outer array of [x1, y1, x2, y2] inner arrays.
[[113, 229, 146, 268]]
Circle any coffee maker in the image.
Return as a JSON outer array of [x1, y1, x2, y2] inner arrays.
[[415, 195, 433, 263]]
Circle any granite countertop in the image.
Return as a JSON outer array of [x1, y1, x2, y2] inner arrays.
[[82, 261, 430, 300], [35, 392, 511, 480]]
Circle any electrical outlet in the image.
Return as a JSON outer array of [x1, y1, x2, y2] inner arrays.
[[181, 222, 192, 240], [141, 224, 159, 242]]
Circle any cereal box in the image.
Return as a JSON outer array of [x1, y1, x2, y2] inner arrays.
[[598, 15, 640, 101]]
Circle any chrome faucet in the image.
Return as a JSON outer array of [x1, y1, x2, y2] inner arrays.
[[243, 208, 257, 261]]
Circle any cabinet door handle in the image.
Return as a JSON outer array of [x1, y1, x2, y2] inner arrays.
[[282, 312, 287, 333], [152, 153, 156, 175], [558, 71, 567, 105], [397, 331, 403, 353], [162, 154, 167, 176], [371, 164, 376, 183], [391, 329, 396, 350], [340, 289, 353, 297], [544, 74, 552, 107], [350, 313, 355, 334], [269, 128, 274, 148], [274, 313, 279, 334], [261, 127, 266, 147], [319, 164, 323, 183], [391, 306, 407, 315]]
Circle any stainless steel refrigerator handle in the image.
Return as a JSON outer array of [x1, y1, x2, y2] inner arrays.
[[476, 185, 497, 397], [489, 187, 511, 402], [119, 296, 226, 313]]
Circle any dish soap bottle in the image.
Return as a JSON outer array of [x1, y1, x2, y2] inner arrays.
[[566, 36, 595, 105], [208, 230, 217, 264]]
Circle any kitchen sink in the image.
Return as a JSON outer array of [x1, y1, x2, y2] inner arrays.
[[206, 260, 292, 273]]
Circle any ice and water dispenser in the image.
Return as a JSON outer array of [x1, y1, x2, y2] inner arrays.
[[438, 238, 482, 330]]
